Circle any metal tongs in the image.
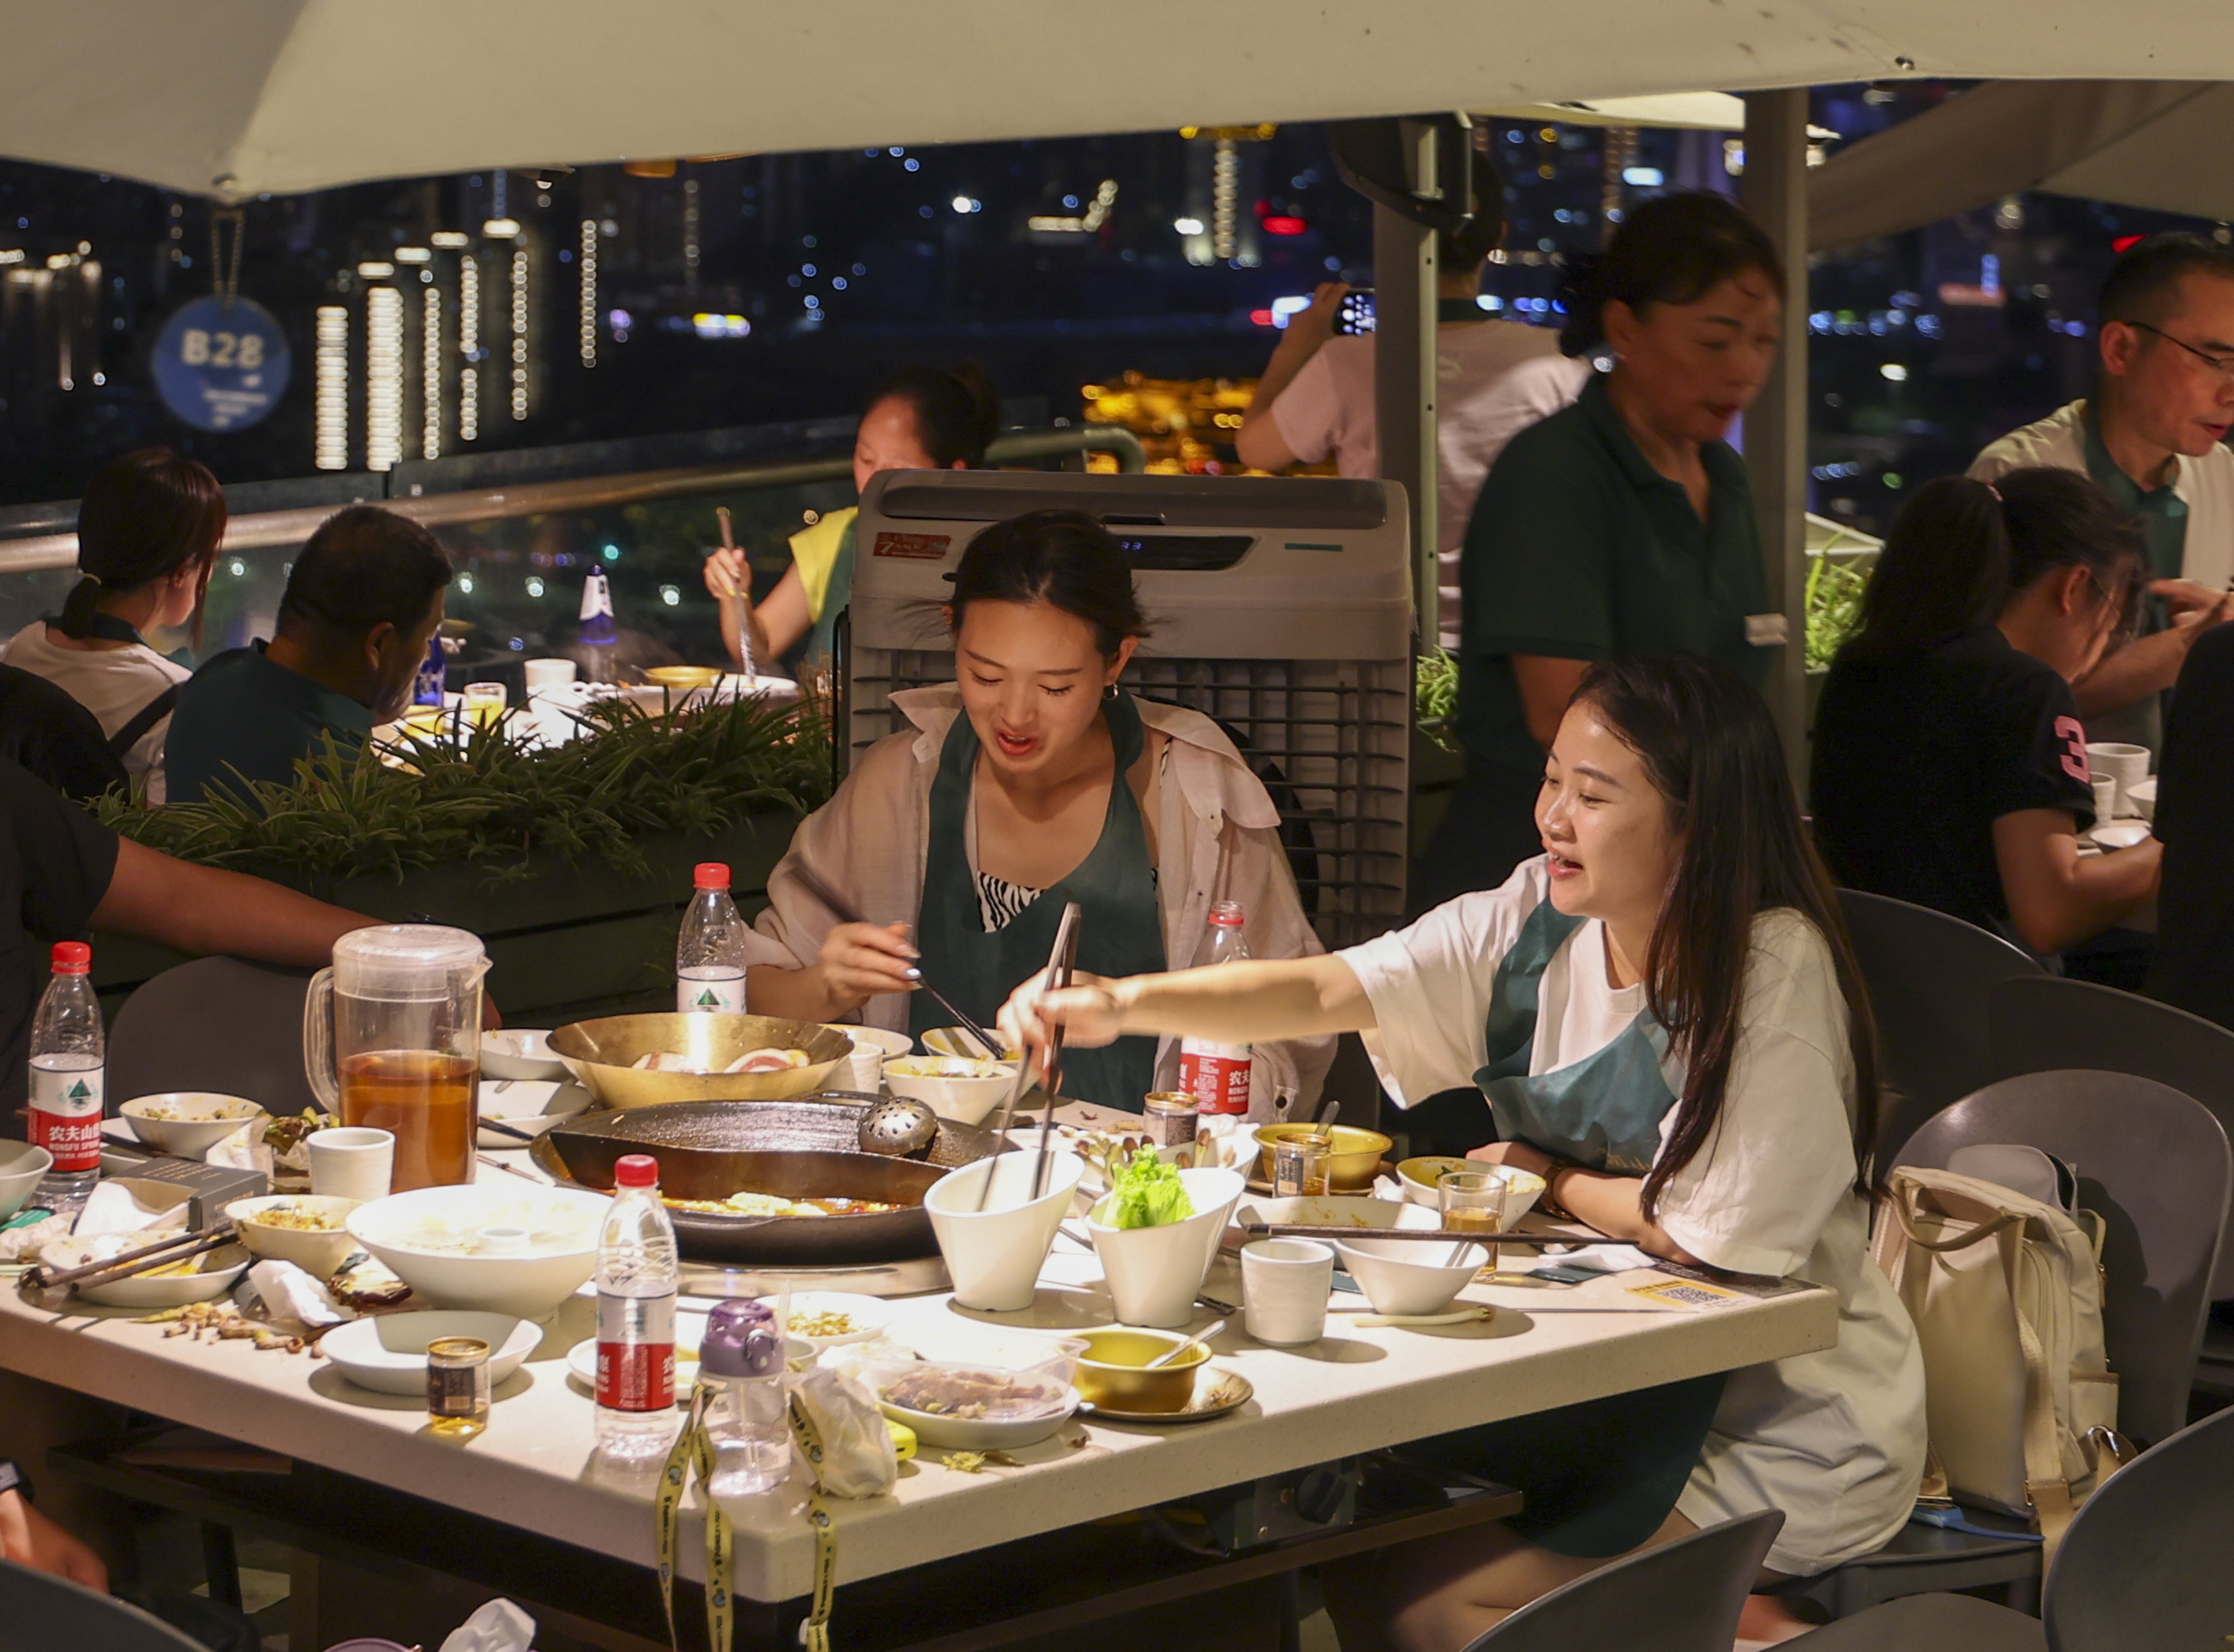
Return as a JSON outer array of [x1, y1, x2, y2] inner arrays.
[[975, 901, 1083, 1212]]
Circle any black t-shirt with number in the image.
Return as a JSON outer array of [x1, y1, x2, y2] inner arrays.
[[1809, 627, 2095, 937], [0, 756, 118, 1133]]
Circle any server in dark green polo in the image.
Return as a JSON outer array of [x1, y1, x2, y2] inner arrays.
[[167, 505, 451, 808], [1420, 192, 1787, 909]]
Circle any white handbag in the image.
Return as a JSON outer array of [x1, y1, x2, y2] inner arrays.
[[1872, 1158, 2128, 1553]]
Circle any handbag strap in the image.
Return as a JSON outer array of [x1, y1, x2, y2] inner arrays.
[[106, 683, 179, 760]]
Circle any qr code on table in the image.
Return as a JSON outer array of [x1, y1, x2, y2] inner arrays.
[[1628, 1280, 1744, 1311]]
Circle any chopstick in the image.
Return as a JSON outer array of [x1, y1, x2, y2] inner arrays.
[[478, 1115, 541, 1145], [1029, 902, 1083, 1201], [786, 863, 1005, 1059], [27, 1223, 238, 1292], [1239, 1224, 1628, 1246], [977, 902, 1081, 1212], [480, 1153, 550, 1184]]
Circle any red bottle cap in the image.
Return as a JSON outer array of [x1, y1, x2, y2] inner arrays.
[[693, 863, 732, 891], [1208, 902, 1246, 927], [615, 1153, 659, 1188], [50, 942, 91, 974]]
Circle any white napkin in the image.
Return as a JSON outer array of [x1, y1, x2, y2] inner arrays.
[[247, 1259, 350, 1327], [205, 1122, 275, 1179], [438, 1597, 536, 1652], [72, 1179, 184, 1237]]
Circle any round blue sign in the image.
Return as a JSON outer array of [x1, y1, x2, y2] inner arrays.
[[152, 296, 292, 432]]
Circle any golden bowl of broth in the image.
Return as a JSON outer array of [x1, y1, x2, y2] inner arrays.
[[644, 666, 724, 691], [1251, 1124, 1394, 1193], [549, 1013, 854, 1110]]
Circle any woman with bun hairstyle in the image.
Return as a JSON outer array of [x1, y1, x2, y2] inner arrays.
[[704, 363, 997, 674], [1424, 192, 1785, 909], [1811, 467, 2157, 954], [744, 508, 1332, 1114], [1, 449, 224, 801]]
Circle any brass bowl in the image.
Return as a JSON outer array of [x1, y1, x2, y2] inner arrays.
[[1252, 1123, 1395, 1193], [644, 665, 724, 690], [548, 1014, 854, 1110], [1074, 1328, 1209, 1414]]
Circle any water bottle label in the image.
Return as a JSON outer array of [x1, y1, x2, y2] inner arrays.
[[677, 971, 747, 1014], [29, 1064, 103, 1172], [1178, 1042, 1252, 1116], [596, 1290, 676, 1411]]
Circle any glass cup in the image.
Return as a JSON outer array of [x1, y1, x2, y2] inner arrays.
[[304, 926, 488, 1191], [427, 1335, 491, 1438], [1440, 1168, 1521, 1275], [1271, 1133, 1333, 1198], [461, 681, 508, 732]]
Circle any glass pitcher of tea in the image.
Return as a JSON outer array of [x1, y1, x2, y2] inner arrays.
[[304, 926, 488, 1192]]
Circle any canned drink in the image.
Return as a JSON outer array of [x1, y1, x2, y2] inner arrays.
[[1142, 1092, 1199, 1149], [427, 1335, 492, 1438]]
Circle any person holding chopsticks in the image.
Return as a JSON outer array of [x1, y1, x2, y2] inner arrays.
[[702, 364, 997, 676], [741, 508, 1331, 1115], [1000, 653, 1921, 1648]]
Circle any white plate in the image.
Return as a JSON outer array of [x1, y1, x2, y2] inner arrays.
[[39, 1234, 251, 1308], [879, 1391, 1078, 1452], [758, 1291, 891, 1349], [2089, 819, 2153, 851], [476, 1078, 593, 1146], [565, 1303, 711, 1397], [321, 1311, 542, 1396]]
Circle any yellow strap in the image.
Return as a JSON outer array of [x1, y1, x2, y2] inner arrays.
[[654, 1385, 737, 1652], [788, 1393, 840, 1652]]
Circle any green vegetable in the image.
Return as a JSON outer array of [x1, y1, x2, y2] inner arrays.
[[1107, 1149, 1194, 1229], [1804, 550, 1873, 673]]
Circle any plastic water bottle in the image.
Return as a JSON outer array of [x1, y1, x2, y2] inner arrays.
[[28, 942, 104, 1194], [1178, 902, 1253, 1115], [677, 862, 749, 1014], [594, 1154, 681, 1459], [699, 1300, 790, 1498], [579, 569, 618, 684]]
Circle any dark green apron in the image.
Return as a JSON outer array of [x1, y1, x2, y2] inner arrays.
[[912, 690, 1167, 1112], [1472, 897, 1680, 1176]]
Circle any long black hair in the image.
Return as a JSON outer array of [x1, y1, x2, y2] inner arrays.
[[1841, 467, 2143, 659], [867, 363, 999, 470], [59, 449, 226, 645], [1574, 654, 1881, 1214], [945, 509, 1148, 657], [1558, 191, 1783, 358]]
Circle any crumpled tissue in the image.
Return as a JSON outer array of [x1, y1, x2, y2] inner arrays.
[[791, 1360, 897, 1499], [437, 1596, 536, 1652], [247, 1259, 349, 1327], [73, 1179, 187, 1236]]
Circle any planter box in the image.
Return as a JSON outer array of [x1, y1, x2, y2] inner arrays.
[[93, 812, 801, 1026]]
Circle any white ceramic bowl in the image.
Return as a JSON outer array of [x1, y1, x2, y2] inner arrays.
[[1086, 1166, 1247, 1328], [828, 1024, 914, 1094], [321, 1311, 541, 1396], [882, 1055, 1018, 1126], [2128, 777, 2158, 824], [921, 1025, 1022, 1062], [2091, 819, 2153, 852], [345, 1184, 612, 1320], [226, 1195, 363, 1277], [118, 1093, 267, 1160], [476, 1078, 594, 1146], [480, 1030, 569, 1082], [38, 1233, 251, 1309], [0, 1141, 51, 1220], [1238, 1194, 1436, 1232], [926, 1152, 1086, 1312], [759, 1290, 893, 1348], [1334, 1236, 1490, 1318]]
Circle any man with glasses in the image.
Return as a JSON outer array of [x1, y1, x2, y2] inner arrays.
[[1972, 233, 2234, 748]]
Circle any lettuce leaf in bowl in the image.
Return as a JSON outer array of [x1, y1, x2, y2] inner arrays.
[[1107, 1149, 1195, 1229]]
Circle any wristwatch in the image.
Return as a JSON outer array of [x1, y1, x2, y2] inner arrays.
[[0, 1459, 28, 1501]]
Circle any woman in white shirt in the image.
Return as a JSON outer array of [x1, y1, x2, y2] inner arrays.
[[1002, 653, 1924, 1648], [2, 449, 222, 802], [745, 507, 1332, 1115]]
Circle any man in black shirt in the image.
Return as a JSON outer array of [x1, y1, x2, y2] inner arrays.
[[0, 752, 373, 1127], [2149, 623, 2234, 1025]]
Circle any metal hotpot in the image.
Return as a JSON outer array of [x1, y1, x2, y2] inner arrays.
[[530, 1098, 1004, 1265]]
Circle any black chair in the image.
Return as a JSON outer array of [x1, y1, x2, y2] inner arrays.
[[1834, 890, 2044, 1161], [106, 956, 319, 1117], [1782, 1071, 2231, 1619], [1455, 1510, 1782, 1652], [0, 1555, 205, 1651], [1988, 973, 2234, 1301], [1784, 1403, 2234, 1650]]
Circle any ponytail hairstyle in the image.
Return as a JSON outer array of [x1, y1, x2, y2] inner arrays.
[[1572, 654, 1881, 1216], [61, 449, 226, 646], [1840, 467, 2142, 660], [866, 363, 1000, 470], [1558, 191, 1782, 359], [945, 509, 1149, 657]]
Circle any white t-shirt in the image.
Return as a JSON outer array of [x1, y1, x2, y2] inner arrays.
[[0, 621, 190, 802], [1270, 326, 1587, 650], [1337, 858, 1926, 1576]]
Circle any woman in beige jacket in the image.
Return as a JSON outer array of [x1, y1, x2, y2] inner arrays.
[[743, 509, 1332, 1116]]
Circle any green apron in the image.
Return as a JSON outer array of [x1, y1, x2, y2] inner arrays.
[[1472, 897, 1680, 1176], [801, 516, 857, 673], [912, 690, 1167, 1112]]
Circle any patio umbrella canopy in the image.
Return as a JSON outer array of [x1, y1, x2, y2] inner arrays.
[[14, 1, 2234, 200], [1810, 80, 2234, 248]]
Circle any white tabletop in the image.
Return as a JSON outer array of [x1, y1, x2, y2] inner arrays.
[[0, 1228, 1835, 1602]]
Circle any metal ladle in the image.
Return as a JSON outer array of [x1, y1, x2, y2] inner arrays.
[[856, 1094, 941, 1158]]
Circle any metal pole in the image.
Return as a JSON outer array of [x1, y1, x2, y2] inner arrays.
[[1740, 89, 1812, 794], [1374, 199, 1438, 650]]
